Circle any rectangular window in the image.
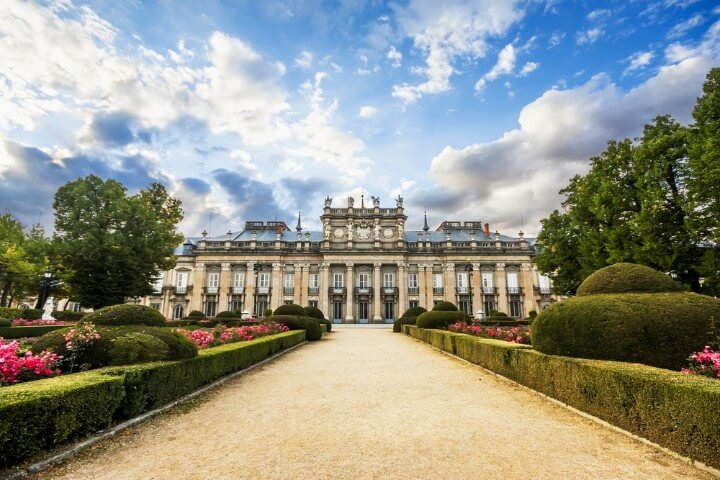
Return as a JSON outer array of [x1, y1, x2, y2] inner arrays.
[[384, 301, 394, 320], [172, 305, 184, 319], [233, 272, 245, 288], [458, 299, 471, 315], [332, 301, 343, 321], [507, 271, 520, 294], [358, 301, 369, 322], [71, 302, 81, 313], [309, 273, 318, 288], [204, 300, 217, 317], [258, 272, 270, 288], [510, 299, 522, 318], [230, 298, 243, 311], [176, 272, 187, 288], [539, 274, 551, 293], [333, 273, 344, 288], [150, 303, 161, 311], [152, 273, 164, 293], [358, 272, 370, 288], [483, 298, 496, 316], [284, 273, 294, 288], [409, 300, 419, 308], [208, 273, 219, 288], [482, 272, 493, 288], [433, 273, 443, 288], [408, 273, 418, 288], [309, 300, 318, 307], [383, 273, 394, 287], [456, 272, 468, 288]]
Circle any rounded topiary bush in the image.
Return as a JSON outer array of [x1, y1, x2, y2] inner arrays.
[[531, 292, 720, 370], [274, 304, 306, 316], [416, 311, 470, 329], [316, 318, 332, 333], [0, 317, 10, 327], [82, 304, 166, 327], [401, 306, 427, 318], [304, 305, 325, 319], [576, 262, 681, 296], [33, 325, 197, 370], [215, 311, 239, 318], [393, 316, 418, 332], [270, 315, 322, 341], [109, 332, 169, 365], [187, 310, 205, 318], [432, 301, 458, 312]]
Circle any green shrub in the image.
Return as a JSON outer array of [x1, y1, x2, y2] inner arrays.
[[432, 301, 458, 311], [479, 318, 518, 326], [531, 292, 720, 370], [33, 326, 197, 370], [0, 317, 10, 327], [405, 326, 720, 471], [52, 310, 85, 322], [165, 319, 197, 327], [215, 311, 239, 318], [400, 306, 427, 318], [274, 303, 306, 316], [316, 318, 332, 333], [528, 310, 537, 318], [393, 316, 417, 332], [0, 325, 67, 339], [196, 319, 218, 328], [270, 315, 322, 341], [489, 310, 507, 317], [576, 262, 681, 296], [108, 333, 169, 365], [264, 308, 273, 317], [416, 310, 470, 329], [0, 307, 42, 320], [304, 305, 325, 319], [82, 304, 166, 327], [187, 310, 205, 318]]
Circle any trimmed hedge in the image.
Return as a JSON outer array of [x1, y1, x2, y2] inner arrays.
[[576, 262, 681, 296], [187, 310, 205, 318], [270, 315, 322, 341], [531, 292, 720, 370], [273, 304, 306, 316], [403, 325, 720, 470], [393, 316, 418, 333], [0, 330, 305, 468], [215, 311, 239, 319], [401, 306, 427, 318], [0, 325, 67, 339], [304, 305, 325, 319], [416, 310, 470, 329], [316, 318, 332, 333], [0, 307, 42, 320], [52, 310, 85, 322], [432, 301, 458, 312], [165, 319, 197, 328], [82, 304, 166, 327], [0, 318, 10, 327], [478, 319, 518, 326]]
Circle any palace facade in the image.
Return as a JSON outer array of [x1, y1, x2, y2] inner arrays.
[[139, 196, 558, 323]]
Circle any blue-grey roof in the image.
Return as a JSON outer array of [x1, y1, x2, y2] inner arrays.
[[403, 230, 522, 242]]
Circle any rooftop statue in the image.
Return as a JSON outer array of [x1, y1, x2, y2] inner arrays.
[[324, 196, 332, 207], [396, 195, 403, 207]]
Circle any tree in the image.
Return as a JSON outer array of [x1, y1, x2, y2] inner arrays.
[[535, 210, 583, 294], [53, 176, 183, 309]]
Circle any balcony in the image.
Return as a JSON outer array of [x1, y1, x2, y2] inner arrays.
[[256, 286, 270, 295], [407, 287, 419, 294], [204, 286, 219, 295], [329, 286, 346, 295], [174, 286, 188, 295], [283, 287, 294, 295], [354, 287, 373, 296], [308, 286, 319, 295], [382, 287, 398, 295], [231, 286, 245, 294], [507, 287, 523, 295], [482, 286, 497, 295], [433, 287, 444, 295], [538, 287, 552, 295], [456, 286, 470, 295]]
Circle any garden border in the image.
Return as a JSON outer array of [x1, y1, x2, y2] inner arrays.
[[403, 325, 720, 476], [5, 337, 307, 479]]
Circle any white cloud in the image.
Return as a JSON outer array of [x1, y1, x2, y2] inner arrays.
[[359, 106, 378, 118], [624, 51, 654, 75], [667, 14, 704, 39], [520, 61, 539, 76], [391, 0, 523, 104], [485, 44, 517, 81], [549, 32, 565, 48], [576, 27, 603, 45], [587, 9, 611, 23], [294, 50, 313, 69], [387, 45, 402, 68]]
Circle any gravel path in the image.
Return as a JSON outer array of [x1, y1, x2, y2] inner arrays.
[[34, 329, 716, 480]]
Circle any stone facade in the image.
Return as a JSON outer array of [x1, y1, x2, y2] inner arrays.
[[138, 196, 558, 323]]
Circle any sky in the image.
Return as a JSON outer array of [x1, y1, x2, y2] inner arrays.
[[0, 0, 719, 237]]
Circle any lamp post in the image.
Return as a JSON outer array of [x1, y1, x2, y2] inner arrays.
[[34, 269, 54, 309]]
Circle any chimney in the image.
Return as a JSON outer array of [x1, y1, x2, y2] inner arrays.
[[483, 223, 490, 237]]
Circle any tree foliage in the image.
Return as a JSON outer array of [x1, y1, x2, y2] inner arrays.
[[53, 176, 183, 309], [537, 67, 720, 294]]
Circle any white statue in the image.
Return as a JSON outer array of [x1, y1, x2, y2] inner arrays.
[[397, 222, 404, 237], [347, 220, 354, 241], [42, 297, 56, 320], [323, 220, 331, 240], [374, 221, 381, 240]]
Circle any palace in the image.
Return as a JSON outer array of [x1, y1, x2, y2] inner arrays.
[[139, 196, 559, 323]]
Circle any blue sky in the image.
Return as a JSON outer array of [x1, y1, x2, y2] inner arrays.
[[1, 0, 719, 237]]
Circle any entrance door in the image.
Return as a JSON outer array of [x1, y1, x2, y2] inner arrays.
[[384, 301, 394, 323], [332, 301, 344, 323], [358, 301, 369, 323]]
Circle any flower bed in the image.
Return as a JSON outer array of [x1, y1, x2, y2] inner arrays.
[[0, 338, 62, 385], [175, 322, 289, 349], [11, 319, 70, 326], [682, 346, 720, 379], [448, 322, 531, 344]]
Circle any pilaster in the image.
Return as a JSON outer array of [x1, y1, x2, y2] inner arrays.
[[521, 263, 536, 317], [496, 263, 508, 314], [445, 263, 456, 304], [345, 262, 354, 322], [320, 263, 330, 318], [300, 264, 310, 306], [373, 262, 382, 322], [270, 263, 282, 310], [218, 262, 231, 313], [424, 264, 434, 308], [471, 262, 482, 318], [191, 264, 204, 312], [417, 264, 427, 309], [398, 262, 407, 315], [293, 264, 303, 305], [244, 262, 255, 313]]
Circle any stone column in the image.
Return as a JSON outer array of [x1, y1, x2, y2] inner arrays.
[[417, 264, 427, 309], [293, 264, 303, 305], [425, 264, 434, 308], [345, 262, 354, 322], [521, 263, 536, 317], [270, 263, 282, 310], [244, 262, 255, 313], [300, 264, 310, 307], [320, 263, 330, 317], [445, 263, 456, 305], [162, 284, 171, 319], [218, 262, 231, 313], [373, 262, 382, 323], [398, 262, 407, 316], [191, 264, 204, 313], [471, 262, 482, 318], [495, 263, 508, 315]]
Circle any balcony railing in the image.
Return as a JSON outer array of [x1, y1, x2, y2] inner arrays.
[[308, 287, 319, 295], [283, 287, 294, 295], [383, 287, 398, 295], [482, 286, 497, 295], [407, 287, 419, 294], [329, 287, 346, 295], [539, 287, 552, 295], [174, 286, 188, 295], [204, 286, 219, 295], [231, 286, 245, 294], [354, 287, 373, 296], [456, 286, 470, 294], [507, 287, 523, 295], [433, 287, 444, 295], [256, 286, 270, 295]]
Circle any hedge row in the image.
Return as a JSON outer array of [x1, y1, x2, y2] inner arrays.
[[0, 308, 42, 320], [0, 330, 305, 468], [403, 325, 720, 470], [0, 325, 68, 339], [51, 311, 85, 322]]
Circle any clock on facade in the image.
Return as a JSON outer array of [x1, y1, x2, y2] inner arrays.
[[356, 227, 371, 241], [383, 228, 395, 239], [333, 228, 345, 238]]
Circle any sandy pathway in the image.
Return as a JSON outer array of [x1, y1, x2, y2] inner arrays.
[[34, 329, 715, 480]]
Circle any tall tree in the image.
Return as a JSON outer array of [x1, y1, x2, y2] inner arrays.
[[53, 176, 183, 309], [535, 210, 583, 295]]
